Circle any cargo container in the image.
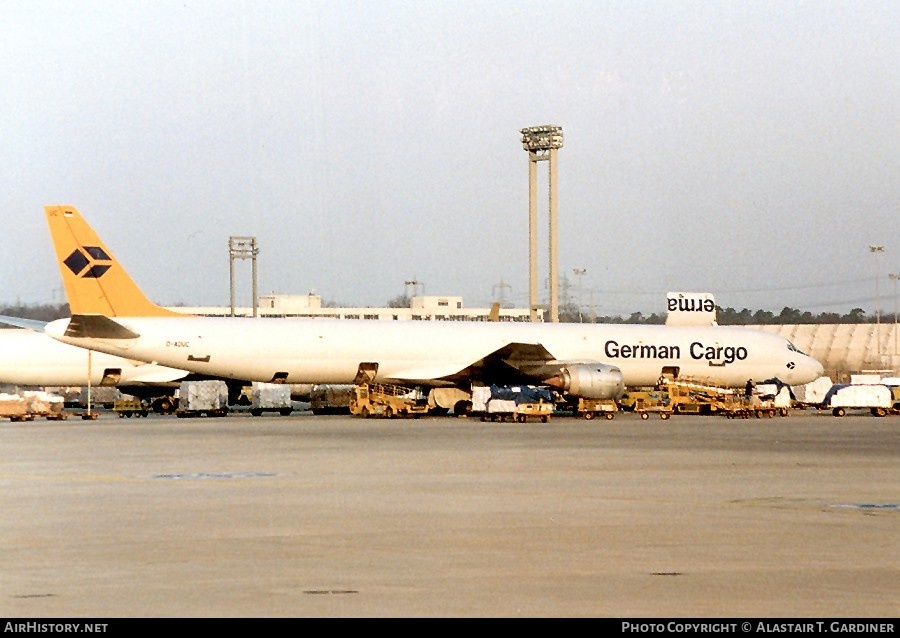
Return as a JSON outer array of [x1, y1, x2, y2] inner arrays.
[[175, 380, 229, 418], [249, 382, 293, 416], [472, 385, 555, 423], [821, 383, 897, 417]]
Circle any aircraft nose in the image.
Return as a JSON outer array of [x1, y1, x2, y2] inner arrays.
[[811, 357, 825, 380], [793, 355, 824, 384]]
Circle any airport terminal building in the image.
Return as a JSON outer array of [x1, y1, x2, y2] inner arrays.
[[177, 294, 534, 322]]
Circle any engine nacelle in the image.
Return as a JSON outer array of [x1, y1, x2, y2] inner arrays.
[[554, 364, 625, 399]]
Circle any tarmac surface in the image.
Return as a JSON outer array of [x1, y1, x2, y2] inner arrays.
[[1, 408, 897, 618]]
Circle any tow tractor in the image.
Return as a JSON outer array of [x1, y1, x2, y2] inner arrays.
[[350, 383, 430, 418], [113, 399, 150, 418]]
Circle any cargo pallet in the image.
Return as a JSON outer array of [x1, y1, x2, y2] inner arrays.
[[632, 397, 673, 420], [581, 398, 618, 420], [718, 399, 780, 419], [481, 401, 553, 423]]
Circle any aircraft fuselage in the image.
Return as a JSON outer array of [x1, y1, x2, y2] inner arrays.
[[45, 317, 824, 389], [0, 328, 188, 387]]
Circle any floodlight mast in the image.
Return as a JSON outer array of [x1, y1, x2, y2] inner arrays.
[[230, 236, 259, 317], [521, 125, 564, 323]]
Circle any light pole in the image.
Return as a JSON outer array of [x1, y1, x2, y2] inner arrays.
[[890, 273, 899, 357], [229, 236, 259, 317], [492, 278, 512, 307], [521, 125, 564, 323], [405, 278, 424, 302], [869, 246, 884, 360]]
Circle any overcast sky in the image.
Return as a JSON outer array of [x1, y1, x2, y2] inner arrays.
[[2, 0, 897, 316]]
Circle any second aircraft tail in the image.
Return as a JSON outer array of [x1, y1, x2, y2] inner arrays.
[[45, 205, 184, 317]]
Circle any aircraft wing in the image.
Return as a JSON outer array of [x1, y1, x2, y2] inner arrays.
[[1, 314, 141, 339], [384, 341, 624, 400], [384, 342, 567, 387], [121, 362, 191, 383], [0, 315, 49, 331]]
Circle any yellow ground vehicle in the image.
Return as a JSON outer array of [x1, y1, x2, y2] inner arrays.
[[618, 388, 672, 419], [113, 399, 149, 418], [617, 388, 656, 410], [661, 378, 782, 419], [573, 397, 618, 420], [632, 395, 673, 420], [0, 392, 69, 421], [716, 396, 779, 419], [349, 383, 430, 418]]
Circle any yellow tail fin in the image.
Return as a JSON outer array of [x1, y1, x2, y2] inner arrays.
[[45, 205, 184, 317]]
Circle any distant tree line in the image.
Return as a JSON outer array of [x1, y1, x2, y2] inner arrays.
[[716, 306, 877, 325], [0, 303, 69, 323], [561, 304, 890, 325]]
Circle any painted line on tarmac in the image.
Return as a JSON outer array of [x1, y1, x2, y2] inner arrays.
[[830, 502, 899, 511], [152, 471, 278, 479]]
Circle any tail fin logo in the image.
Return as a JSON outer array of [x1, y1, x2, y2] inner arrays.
[[64, 246, 113, 279]]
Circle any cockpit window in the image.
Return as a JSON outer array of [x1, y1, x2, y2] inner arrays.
[[786, 341, 808, 355]]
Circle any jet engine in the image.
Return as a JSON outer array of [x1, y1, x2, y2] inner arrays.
[[547, 364, 625, 400]]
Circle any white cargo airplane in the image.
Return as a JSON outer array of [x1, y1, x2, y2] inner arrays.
[[0, 325, 195, 410], [37, 206, 823, 407], [0, 325, 311, 408], [0, 327, 187, 388]]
